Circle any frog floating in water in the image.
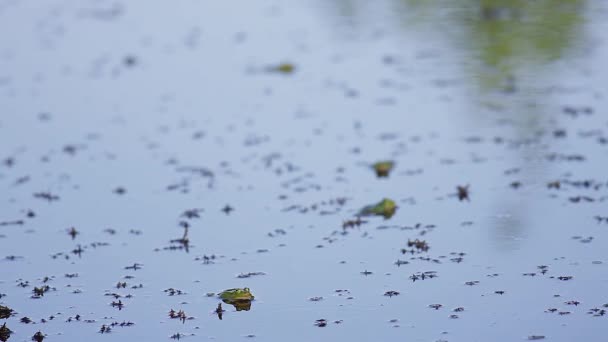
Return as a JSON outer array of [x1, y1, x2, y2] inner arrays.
[[372, 161, 394, 177], [219, 288, 254, 301], [218, 288, 254, 311], [265, 62, 295, 74], [359, 198, 397, 219]]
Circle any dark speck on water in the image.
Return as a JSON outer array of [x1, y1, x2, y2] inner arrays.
[[0, 306, 13, 319], [221, 205, 234, 215], [456, 185, 470, 201]]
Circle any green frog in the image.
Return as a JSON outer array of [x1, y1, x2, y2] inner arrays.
[[219, 288, 254, 301], [266, 63, 295, 74], [372, 161, 394, 177], [218, 288, 254, 311], [359, 198, 397, 219]]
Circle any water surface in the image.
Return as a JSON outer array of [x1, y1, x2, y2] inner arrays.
[[1, 1, 608, 341]]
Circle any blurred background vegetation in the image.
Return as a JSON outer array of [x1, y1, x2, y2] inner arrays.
[[324, 0, 585, 92]]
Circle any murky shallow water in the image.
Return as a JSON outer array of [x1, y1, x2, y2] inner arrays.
[[1, 1, 608, 341]]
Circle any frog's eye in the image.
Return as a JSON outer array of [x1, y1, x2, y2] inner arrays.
[[244, 288, 250, 292]]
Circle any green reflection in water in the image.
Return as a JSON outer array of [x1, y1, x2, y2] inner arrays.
[[406, 0, 585, 91], [327, 0, 586, 91], [464, 0, 585, 91]]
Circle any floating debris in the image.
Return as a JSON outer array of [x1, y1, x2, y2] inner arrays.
[[569, 196, 595, 203], [170, 333, 184, 340], [168, 224, 190, 252], [71, 245, 84, 257], [409, 271, 438, 282], [164, 288, 185, 296], [2, 157, 15, 168], [0, 323, 12, 341], [0, 306, 13, 319], [111, 300, 124, 310], [67, 227, 79, 240], [33, 192, 60, 202], [402, 239, 429, 254], [314, 319, 327, 327], [196, 254, 217, 264], [221, 205, 234, 215], [113, 187, 127, 195], [0, 220, 24, 227], [32, 331, 45, 342], [236, 272, 266, 279], [509, 181, 522, 189], [456, 185, 470, 201], [215, 303, 224, 320], [593, 216, 608, 224], [124, 263, 143, 271], [267, 228, 287, 237], [109, 321, 134, 327], [588, 307, 607, 317], [394, 260, 409, 266], [168, 309, 187, 323], [342, 217, 367, 229], [123, 55, 137, 67], [32, 285, 51, 298], [181, 208, 204, 219], [572, 235, 594, 243]]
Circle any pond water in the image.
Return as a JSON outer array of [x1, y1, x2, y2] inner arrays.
[[1, 1, 608, 341]]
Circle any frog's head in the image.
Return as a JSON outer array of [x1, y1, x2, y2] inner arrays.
[[219, 287, 255, 302]]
